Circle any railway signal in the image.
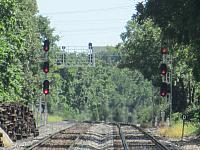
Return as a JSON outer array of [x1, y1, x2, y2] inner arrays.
[[43, 61, 49, 73], [43, 40, 50, 52], [161, 47, 168, 54], [41, 39, 50, 126], [88, 42, 93, 49], [42, 39, 50, 94], [159, 43, 173, 125], [88, 54, 93, 64], [43, 80, 49, 95], [159, 63, 167, 76], [160, 82, 169, 97], [88, 42, 93, 64]]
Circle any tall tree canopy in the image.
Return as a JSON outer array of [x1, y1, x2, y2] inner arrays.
[[119, 0, 200, 119], [135, 0, 200, 82], [0, 0, 58, 102], [119, 19, 161, 81]]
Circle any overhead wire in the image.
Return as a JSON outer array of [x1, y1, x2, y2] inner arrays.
[[38, 3, 135, 45], [52, 20, 126, 25], [41, 5, 134, 15], [57, 27, 124, 33], [51, 18, 129, 23]]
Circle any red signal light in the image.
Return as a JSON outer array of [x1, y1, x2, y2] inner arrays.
[[43, 80, 49, 95], [160, 63, 167, 76], [44, 46, 48, 51], [43, 89, 49, 95], [43, 68, 48, 73], [43, 61, 49, 73], [160, 82, 169, 97], [161, 69, 166, 75], [161, 47, 168, 54], [160, 90, 167, 97], [43, 40, 50, 52]]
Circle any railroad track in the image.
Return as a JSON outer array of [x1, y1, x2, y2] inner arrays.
[[25, 123, 90, 150], [25, 122, 173, 150], [117, 123, 169, 150]]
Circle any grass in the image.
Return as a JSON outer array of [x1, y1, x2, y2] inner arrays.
[[47, 115, 64, 123], [157, 121, 197, 138]]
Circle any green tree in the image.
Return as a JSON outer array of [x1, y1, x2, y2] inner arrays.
[[133, 0, 200, 120], [119, 19, 162, 81]]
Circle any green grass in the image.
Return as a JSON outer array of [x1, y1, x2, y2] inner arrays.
[[47, 115, 64, 123], [157, 122, 197, 138]]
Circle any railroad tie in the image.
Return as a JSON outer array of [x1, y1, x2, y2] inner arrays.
[[0, 103, 39, 144]]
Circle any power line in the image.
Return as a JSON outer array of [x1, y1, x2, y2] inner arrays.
[[51, 18, 129, 23], [52, 20, 126, 25], [41, 5, 134, 15], [57, 27, 124, 33], [59, 32, 122, 36]]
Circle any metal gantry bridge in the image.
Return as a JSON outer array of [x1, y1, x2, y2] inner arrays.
[[55, 45, 95, 68], [54, 45, 121, 68]]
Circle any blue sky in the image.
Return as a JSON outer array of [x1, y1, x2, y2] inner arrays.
[[36, 0, 143, 46]]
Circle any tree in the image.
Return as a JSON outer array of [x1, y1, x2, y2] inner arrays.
[[0, 0, 59, 103], [133, 0, 200, 119], [134, 0, 200, 82], [119, 19, 162, 82]]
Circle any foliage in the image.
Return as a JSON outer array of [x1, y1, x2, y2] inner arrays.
[[119, 0, 200, 124], [4, 0, 200, 126], [47, 115, 64, 123], [40, 43, 156, 124], [120, 19, 162, 81], [0, 0, 159, 124], [158, 122, 197, 138], [148, 0, 199, 122], [0, 0, 58, 103]]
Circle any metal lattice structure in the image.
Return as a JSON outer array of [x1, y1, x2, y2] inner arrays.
[[55, 46, 95, 67]]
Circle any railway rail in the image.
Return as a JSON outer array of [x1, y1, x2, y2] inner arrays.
[[24, 121, 175, 150], [117, 123, 169, 150]]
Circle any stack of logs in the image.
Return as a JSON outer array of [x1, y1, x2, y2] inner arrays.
[[0, 103, 39, 146]]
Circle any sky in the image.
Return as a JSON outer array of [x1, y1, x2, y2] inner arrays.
[[36, 0, 143, 47]]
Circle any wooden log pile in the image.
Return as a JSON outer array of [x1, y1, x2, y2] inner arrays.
[[0, 103, 39, 146]]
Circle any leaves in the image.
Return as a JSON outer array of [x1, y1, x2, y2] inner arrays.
[[0, 0, 58, 102], [120, 19, 162, 81], [133, 0, 200, 120]]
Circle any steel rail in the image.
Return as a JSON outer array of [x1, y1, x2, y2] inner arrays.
[[121, 122, 169, 150], [25, 123, 77, 150], [117, 123, 129, 150]]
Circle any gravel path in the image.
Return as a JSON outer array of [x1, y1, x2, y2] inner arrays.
[[168, 135, 200, 150], [73, 123, 114, 149]]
